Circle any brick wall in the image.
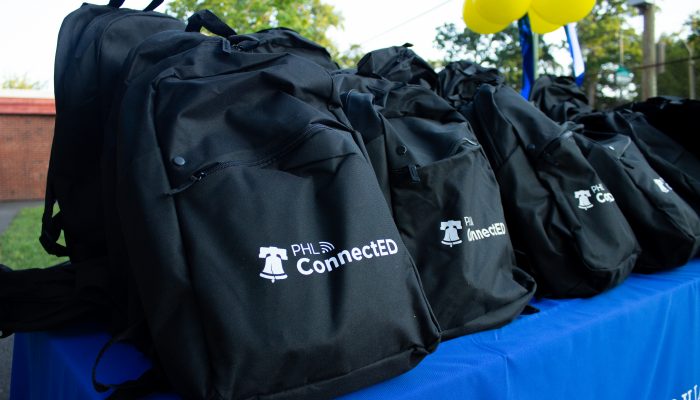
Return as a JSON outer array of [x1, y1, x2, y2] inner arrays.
[[0, 97, 55, 201]]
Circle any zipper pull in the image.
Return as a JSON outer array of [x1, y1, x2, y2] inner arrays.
[[165, 170, 207, 196], [408, 164, 420, 183]]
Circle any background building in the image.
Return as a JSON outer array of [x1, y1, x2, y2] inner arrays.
[[0, 90, 54, 202]]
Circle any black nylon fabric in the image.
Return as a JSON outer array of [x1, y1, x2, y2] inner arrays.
[[355, 45, 438, 90], [44, 2, 184, 262], [53, 4, 116, 101], [229, 28, 340, 71], [529, 75, 593, 123], [624, 96, 700, 159], [113, 37, 440, 399], [43, 3, 120, 259], [438, 61, 504, 110], [574, 131, 700, 271], [183, 10, 339, 71], [575, 110, 700, 218], [54, 3, 183, 334], [0, 259, 113, 337], [0, 2, 184, 338], [333, 72, 535, 339], [462, 84, 639, 297]]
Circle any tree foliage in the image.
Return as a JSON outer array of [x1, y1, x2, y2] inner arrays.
[[1, 74, 44, 90], [433, 0, 647, 109], [166, 0, 343, 54], [657, 11, 700, 98], [689, 10, 700, 41], [434, 23, 561, 89], [334, 43, 364, 69], [575, 0, 641, 109]]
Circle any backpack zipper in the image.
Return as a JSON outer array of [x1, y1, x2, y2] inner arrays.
[[166, 161, 245, 196], [165, 123, 326, 196]]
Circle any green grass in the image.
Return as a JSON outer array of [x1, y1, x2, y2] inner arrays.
[[0, 206, 68, 270]]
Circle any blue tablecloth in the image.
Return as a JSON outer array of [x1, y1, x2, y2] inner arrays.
[[11, 259, 700, 400]]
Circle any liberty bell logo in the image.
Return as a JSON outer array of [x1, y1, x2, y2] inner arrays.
[[574, 190, 594, 210], [259, 246, 288, 283], [653, 178, 672, 193], [440, 220, 463, 247]]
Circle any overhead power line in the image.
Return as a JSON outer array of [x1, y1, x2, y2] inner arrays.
[[627, 55, 700, 70], [360, 0, 456, 45]]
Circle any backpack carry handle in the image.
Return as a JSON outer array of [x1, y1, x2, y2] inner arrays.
[[40, 185, 69, 258], [107, 0, 164, 11], [185, 10, 237, 38], [92, 321, 168, 397]]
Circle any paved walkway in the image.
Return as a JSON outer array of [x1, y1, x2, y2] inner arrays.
[[0, 201, 41, 234], [0, 200, 43, 400]]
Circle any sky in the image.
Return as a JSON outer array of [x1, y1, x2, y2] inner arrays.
[[0, 0, 698, 96]]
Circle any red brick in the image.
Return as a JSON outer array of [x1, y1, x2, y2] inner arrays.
[[0, 112, 54, 201]]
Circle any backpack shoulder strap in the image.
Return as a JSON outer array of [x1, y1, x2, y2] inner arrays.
[[40, 186, 68, 257]]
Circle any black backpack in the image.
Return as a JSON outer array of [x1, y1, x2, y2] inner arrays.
[[573, 127, 700, 271], [1, 1, 184, 338], [184, 9, 339, 71], [438, 61, 504, 110], [355, 44, 438, 90], [575, 110, 700, 219], [230, 28, 339, 70], [0, 259, 113, 337], [42, 0, 184, 263], [530, 75, 593, 124], [624, 96, 700, 158], [462, 84, 639, 297], [107, 29, 441, 399], [332, 69, 535, 339]]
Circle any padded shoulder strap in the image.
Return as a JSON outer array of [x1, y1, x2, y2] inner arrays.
[[40, 183, 69, 257]]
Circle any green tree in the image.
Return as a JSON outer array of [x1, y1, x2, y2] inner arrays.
[[1, 74, 44, 90], [335, 43, 364, 69], [575, 0, 642, 109], [166, 0, 343, 54], [657, 11, 700, 98], [434, 0, 642, 108], [689, 10, 700, 40], [434, 22, 563, 91]]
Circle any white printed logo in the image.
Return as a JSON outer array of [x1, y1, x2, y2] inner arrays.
[[441, 216, 507, 246], [591, 183, 615, 203], [467, 222, 507, 242], [258, 239, 399, 282], [318, 241, 335, 253], [440, 220, 463, 247], [574, 184, 616, 210], [574, 190, 594, 210], [289, 241, 334, 256], [259, 246, 288, 283], [654, 177, 672, 193], [672, 383, 698, 400], [297, 239, 398, 277]]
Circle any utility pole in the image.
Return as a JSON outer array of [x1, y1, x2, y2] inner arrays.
[[681, 39, 696, 99], [630, 0, 657, 99], [533, 33, 540, 80]]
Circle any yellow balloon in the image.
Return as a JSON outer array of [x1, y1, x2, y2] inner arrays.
[[475, 0, 532, 25], [528, 8, 560, 34], [463, 0, 509, 34], [531, 0, 595, 25]]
